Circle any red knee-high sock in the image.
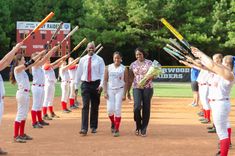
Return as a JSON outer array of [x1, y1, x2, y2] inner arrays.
[[220, 138, 230, 156], [69, 98, 75, 107], [31, 110, 37, 125], [20, 120, 26, 137], [206, 110, 211, 122], [14, 121, 21, 138], [115, 117, 121, 131], [109, 115, 115, 125], [48, 106, 53, 113], [43, 107, 47, 115], [37, 110, 43, 122], [228, 128, 232, 144], [61, 101, 67, 110]]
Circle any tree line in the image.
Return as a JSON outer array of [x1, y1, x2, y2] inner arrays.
[[0, 0, 235, 65]]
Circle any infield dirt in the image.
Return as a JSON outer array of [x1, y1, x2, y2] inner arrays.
[[0, 97, 234, 156]]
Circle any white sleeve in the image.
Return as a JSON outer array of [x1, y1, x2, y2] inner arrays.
[[99, 58, 105, 88], [74, 59, 83, 90]]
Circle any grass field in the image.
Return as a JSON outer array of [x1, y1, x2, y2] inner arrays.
[[4, 81, 235, 98]]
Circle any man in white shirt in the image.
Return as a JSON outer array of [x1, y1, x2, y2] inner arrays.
[[75, 42, 105, 136]]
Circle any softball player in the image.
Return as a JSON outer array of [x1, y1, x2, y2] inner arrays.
[[42, 55, 68, 120], [197, 69, 211, 124], [0, 42, 22, 153], [68, 57, 79, 109], [103, 52, 128, 137], [192, 48, 234, 156], [9, 53, 42, 143], [59, 57, 80, 112], [31, 46, 59, 128]]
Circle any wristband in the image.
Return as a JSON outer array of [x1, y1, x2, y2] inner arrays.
[[24, 59, 35, 67]]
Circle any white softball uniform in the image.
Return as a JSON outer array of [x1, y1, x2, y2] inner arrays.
[[14, 70, 30, 122], [68, 65, 77, 99], [43, 65, 56, 107], [32, 66, 45, 111], [107, 64, 125, 117], [59, 67, 70, 103], [197, 70, 210, 110], [0, 74, 5, 125], [208, 74, 234, 140]]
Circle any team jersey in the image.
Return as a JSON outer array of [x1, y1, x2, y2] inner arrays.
[[32, 66, 45, 85], [197, 70, 210, 84], [208, 74, 235, 100], [107, 63, 125, 89], [59, 67, 70, 82], [0, 74, 5, 103], [14, 70, 30, 91], [68, 65, 77, 81], [43, 64, 56, 84]]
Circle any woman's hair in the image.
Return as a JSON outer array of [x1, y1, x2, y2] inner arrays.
[[223, 55, 234, 70], [9, 54, 23, 84], [213, 53, 223, 60], [113, 51, 122, 58], [135, 47, 148, 58]]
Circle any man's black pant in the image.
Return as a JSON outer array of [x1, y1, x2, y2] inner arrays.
[[133, 88, 153, 131], [81, 80, 101, 131]]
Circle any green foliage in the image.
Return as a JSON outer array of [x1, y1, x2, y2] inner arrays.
[[1, 0, 235, 65]]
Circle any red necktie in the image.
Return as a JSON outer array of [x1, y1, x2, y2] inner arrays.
[[87, 56, 92, 82]]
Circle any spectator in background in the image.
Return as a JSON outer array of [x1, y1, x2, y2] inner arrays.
[[233, 56, 235, 74], [190, 67, 200, 107]]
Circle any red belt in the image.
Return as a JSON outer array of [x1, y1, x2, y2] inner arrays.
[[33, 84, 45, 87], [199, 83, 207, 86], [18, 89, 30, 92], [24, 89, 30, 92], [209, 98, 229, 102]]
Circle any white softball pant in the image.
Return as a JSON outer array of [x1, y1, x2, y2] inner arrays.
[[43, 82, 55, 107], [69, 81, 75, 99], [107, 87, 124, 117], [199, 85, 210, 110], [0, 101, 3, 125], [61, 82, 70, 102], [32, 85, 44, 111], [210, 100, 230, 140], [15, 91, 30, 122]]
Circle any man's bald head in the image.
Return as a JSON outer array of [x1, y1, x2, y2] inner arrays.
[[86, 42, 95, 56]]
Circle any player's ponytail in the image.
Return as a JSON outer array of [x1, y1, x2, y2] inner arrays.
[[9, 54, 23, 84]]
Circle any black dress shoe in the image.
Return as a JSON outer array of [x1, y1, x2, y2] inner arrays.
[[141, 129, 147, 137], [79, 129, 87, 136], [135, 129, 140, 136], [91, 128, 97, 133]]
